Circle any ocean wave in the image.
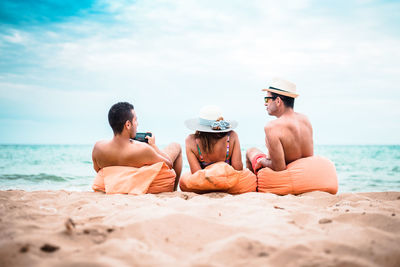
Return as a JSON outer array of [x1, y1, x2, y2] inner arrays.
[[0, 174, 69, 182], [392, 166, 400, 173]]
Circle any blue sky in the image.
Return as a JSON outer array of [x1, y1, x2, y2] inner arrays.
[[0, 0, 399, 145]]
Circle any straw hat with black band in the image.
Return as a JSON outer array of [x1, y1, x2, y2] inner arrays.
[[262, 77, 299, 98]]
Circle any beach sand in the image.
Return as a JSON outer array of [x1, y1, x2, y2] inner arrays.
[[0, 190, 399, 267]]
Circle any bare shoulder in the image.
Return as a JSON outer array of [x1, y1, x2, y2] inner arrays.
[[185, 134, 196, 143], [264, 120, 281, 133], [295, 112, 312, 126], [228, 130, 239, 142], [94, 139, 107, 147], [185, 134, 197, 149], [185, 134, 196, 145], [120, 141, 157, 166], [92, 140, 108, 153], [229, 130, 238, 138], [129, 140, 152, 155], [229, 130, 241, 149], [295, 112, 310, 120]]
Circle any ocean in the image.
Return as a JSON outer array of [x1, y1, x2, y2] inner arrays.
[[0, 144, 399, 193]]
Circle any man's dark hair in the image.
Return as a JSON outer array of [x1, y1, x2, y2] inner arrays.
[[271, 92, 295, 108], [108, 102, 134, 135]]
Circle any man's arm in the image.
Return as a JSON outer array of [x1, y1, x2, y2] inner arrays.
[[144, 135, 173, 168], [92, 143, 101, 173], [148, 144, 173, 168], [129, 143, 172, 168], [255, 125, 286, 171]]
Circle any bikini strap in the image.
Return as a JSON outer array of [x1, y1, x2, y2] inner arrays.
[[196, 140, 204, 161], [225, 132, 230, 161]]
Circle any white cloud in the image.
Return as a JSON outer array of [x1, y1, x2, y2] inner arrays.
[[2, 30, 27, 44], [1, 0, 399, 144]]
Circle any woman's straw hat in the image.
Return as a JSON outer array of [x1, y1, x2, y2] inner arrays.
[[184, 105, 237, 133], [262, 77, 299, 98]]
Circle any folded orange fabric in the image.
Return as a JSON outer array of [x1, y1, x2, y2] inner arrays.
[[92, 162, 176, 195], [179, 162, 257, 194], [257, 156, 338, 195]]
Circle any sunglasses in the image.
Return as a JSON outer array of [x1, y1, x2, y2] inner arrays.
[[264, 96, 278, 104]]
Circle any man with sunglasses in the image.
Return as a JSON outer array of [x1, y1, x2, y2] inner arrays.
[[246, 78, 314, 173]]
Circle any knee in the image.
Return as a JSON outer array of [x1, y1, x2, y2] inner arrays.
[[246, 147, 258, 158], [170, 142, 182, 154]]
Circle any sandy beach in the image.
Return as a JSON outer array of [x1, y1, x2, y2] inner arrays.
[[0, 190, 399, 267]]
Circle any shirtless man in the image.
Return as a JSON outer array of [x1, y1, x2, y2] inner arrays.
[[246, 78, 313, 173], [92, 102, 182, 190]]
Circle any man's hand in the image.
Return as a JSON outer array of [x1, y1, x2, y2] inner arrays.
[[254, 157, 270, 172], [145, 133, 155, 146]]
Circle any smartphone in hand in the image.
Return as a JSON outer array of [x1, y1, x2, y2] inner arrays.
[[134, 132, 152, 143]]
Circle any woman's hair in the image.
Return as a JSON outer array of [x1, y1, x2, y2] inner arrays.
[[195, 131, 229, 154]]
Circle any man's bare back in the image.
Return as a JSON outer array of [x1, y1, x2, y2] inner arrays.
[[92, 138, 172, 172], [264, 111, 313, 170]]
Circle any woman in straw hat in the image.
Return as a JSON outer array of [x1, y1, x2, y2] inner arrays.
[[184, 105, 243, 173]]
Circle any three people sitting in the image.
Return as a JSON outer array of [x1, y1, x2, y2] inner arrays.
[[92, 78, 337, 194]]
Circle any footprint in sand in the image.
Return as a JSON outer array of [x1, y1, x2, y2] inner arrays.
[[19, 244, 30, 253], [318, 218, 332, 224], [82, 226, 116, 244], [64, 218, 76, 234], [40, 244, 60, 253]]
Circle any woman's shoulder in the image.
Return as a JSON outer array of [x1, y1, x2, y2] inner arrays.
[[185, 134, 197, 145], [229, 130, 239, 139], [227, 131, 240, 146]]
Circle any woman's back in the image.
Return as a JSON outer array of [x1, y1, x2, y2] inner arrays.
[[185, 130, 243, 173], [196, 133, 231, 168]]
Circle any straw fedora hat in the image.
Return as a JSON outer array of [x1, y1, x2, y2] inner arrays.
[[184, 105, 238, 133], [262, 77, 299, 98]]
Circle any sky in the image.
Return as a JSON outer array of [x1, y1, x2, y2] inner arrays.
[[0, 0, 399, 146]]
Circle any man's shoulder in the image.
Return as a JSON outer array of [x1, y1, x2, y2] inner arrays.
[[94, 139, 150, 154], [294, 112, 309, 120], [267, 112, 310, 127], [124, 140, 153, 156], [118, 140, 156, 159], [264, 118, 283, 130], [93, 140, 109, 152], [294, 112, 312, 127], [94, 139, 107, 146], [264, 116, 298, 136]]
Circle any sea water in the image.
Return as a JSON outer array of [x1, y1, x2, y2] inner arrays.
[[0, 144, 399, 193]]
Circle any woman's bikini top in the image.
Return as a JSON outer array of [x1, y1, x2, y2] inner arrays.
[[196, 133, 231, 169]]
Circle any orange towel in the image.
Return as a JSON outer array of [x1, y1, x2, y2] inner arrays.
[[179, 162, 257, 194], [92, 162, 176, 195], [257, 156, 338, 195]]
